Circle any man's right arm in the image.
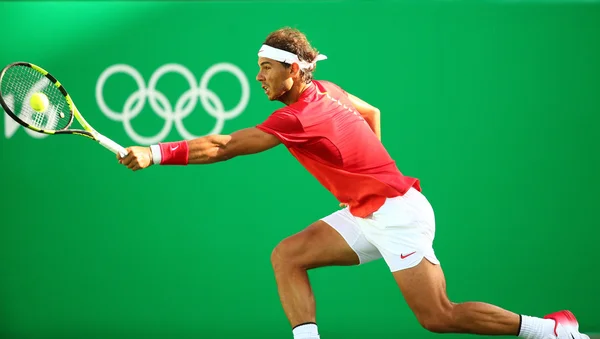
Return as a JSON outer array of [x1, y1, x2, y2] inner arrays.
[[347, 93, 381, 140], [117, 127, 281, 171]]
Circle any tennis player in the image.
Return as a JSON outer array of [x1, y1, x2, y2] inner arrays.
[[117, 27, 589, 339]]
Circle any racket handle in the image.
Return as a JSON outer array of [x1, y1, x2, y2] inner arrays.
[[96, 134, 128, 158]]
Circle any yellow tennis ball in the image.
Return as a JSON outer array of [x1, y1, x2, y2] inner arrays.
[[30, 93, 49, 112]]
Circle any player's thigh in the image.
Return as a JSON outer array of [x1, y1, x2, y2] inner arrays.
[[272, 220, 359, 269], [392, 258, 452, 322], [271, 220, 358, 269], [272, 208, 382, 269], [321, 207, 383, 267]]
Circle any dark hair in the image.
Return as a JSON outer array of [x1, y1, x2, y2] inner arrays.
[[264, 27, 320, 83]]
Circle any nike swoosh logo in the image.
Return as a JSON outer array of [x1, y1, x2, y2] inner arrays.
[[171, 145, 179, 151], [400, 251, 417, 259]]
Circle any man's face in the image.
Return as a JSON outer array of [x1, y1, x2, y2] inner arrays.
[[256, 57, 294, 101]]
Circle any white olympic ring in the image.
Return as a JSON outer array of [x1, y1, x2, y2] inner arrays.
[[95, 63, 250, 144]]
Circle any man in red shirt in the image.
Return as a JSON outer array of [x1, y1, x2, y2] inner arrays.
[[118, 28, 588, 339]]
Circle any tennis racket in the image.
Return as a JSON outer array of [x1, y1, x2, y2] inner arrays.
[[0, 61, 128, 157]]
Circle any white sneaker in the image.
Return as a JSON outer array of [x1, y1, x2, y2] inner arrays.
[[544, 310, 590, 339]]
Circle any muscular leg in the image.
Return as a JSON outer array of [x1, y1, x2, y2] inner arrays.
[[393, 258, 521, 335], [270, 220, 359, 328]]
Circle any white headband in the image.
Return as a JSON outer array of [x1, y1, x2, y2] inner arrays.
[[258, 44, 327, 70]]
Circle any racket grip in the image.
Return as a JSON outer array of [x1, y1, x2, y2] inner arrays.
[[96, 134, 128, 158]]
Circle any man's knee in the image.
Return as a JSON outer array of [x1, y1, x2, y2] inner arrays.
[[414, 304, 455, 333], [270, 233, 312, 271], [270, 240, 291, 271], [417, 316, 449, 333]]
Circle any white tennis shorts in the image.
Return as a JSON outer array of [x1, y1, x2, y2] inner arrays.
[[321, 187, 440, 272]]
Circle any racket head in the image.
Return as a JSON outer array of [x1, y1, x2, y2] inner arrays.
[[0, 62, 82, 136]]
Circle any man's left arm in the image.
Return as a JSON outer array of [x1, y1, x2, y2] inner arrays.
[[118, 127, 281, 171], [347, 93, 381, 140]]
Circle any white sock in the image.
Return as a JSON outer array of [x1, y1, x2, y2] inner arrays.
[[518, 315, 557, 339], [293, 323, 320, 339]]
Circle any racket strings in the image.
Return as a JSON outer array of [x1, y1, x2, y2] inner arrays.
[[1, 65, 71, 131]]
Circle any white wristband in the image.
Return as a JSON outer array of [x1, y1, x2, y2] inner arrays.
[[150, 144, 162, 165]]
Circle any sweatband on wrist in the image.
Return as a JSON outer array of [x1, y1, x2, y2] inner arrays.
[[150, 144, 162, 165], [153, 141, 189, 165]]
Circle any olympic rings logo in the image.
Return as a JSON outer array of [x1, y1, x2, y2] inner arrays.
[[95, 63, 250, 145]]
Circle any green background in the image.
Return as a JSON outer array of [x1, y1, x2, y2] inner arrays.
[[1, 1, 598, 338]]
